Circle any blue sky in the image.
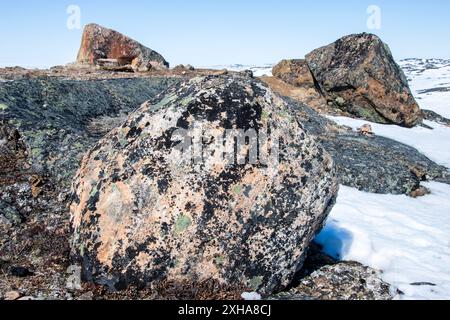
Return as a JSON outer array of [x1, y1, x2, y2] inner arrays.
[[1, 0, 449, 68]]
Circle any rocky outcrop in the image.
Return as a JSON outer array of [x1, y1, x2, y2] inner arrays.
[[0, 77, 179, 225], [278, 262, 393, 300], [70, 74, 338, 294], [284, 97, 450, 195], [76, 24, 169, 72], [305, 33, 422, 127]]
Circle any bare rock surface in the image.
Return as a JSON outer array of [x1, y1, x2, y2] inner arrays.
[[277, 262, 393, 300], [284, 97, 450, 194], [70, 74, 338, 294]]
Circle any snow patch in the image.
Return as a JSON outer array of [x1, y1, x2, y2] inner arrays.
[[328, 116, 450, 169], [315, 182, 450, 300], [241, 292, 262, 300], [201, 64, 273, 77]]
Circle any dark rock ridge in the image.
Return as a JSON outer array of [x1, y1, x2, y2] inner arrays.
[[284, 97, 450, 195], [77, 23, 169, 72], [69, 74, 338, 294], [272, 33, 422, 127], [0, 76, 179, 224]]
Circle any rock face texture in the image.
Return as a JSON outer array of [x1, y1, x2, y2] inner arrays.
[[0, 122, 28, 182], [70, 74, 338, 294], [77, 24, 169, 71], [0, 76, 178, 226], [281, 262, 393, 300], [272, 59, 316, 88], [284, 97, 450, 195], [305, 33, 422, 127]]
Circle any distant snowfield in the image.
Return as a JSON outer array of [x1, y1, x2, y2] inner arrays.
[[200, 64, 273, 77], [400, 59, 450, 119]]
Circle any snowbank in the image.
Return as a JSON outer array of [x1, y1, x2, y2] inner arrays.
[[315, 182, 450, 300]]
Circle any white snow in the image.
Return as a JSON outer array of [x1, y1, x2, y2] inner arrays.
[[241, 292, 262, 300], [315, 182, 450, 300], [200, 64, 273, 77], [327, 116, 450, 168], [399, 59, 450, 119]]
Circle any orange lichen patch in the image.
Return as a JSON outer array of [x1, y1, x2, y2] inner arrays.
[[260, 76, 330, 114], [96, 182, 135, 267]]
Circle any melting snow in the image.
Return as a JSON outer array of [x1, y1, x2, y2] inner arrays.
[[327, 116, 450, 168], [315, 182, 450, 300]]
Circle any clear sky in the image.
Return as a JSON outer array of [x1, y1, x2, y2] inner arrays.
[[1, 0, 449, 68]]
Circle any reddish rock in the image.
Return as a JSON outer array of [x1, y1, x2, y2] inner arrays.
[[76, 23, 169, 72], [305, 33, 422, 127], [272, 59, 315, 88]]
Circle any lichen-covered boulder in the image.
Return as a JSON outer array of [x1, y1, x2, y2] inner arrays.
[[77, 23, 169, 71], [305, 33, 422, 127], [69, 74, 338, 294]]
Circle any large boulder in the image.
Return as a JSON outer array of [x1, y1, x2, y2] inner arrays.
[[305, 33, 422, 127], [76, 23, 169, 72], [69, 74, 338, 294]]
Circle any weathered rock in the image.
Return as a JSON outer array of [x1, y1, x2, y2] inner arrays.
[[422, 109, 450, 126], [358, 124, 373, 137], [285, 97, 450, 194], [272, 59, 316, 88], [70, 74, 338, 294], [260, 76, 330, 114], [77, 24, 169, 72], [0, 77, 179, 225], [305, 33, 422, 127], [4, 291, 21, 300], [0, 121, 29, 182], [277, 262, 393, 300], [0, 77, 179, 187]]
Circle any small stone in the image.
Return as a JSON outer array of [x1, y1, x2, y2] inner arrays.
[[77, 291, 94, 300], [410, 186, 431, 198], [66, 265, 82, 291], [4, 291, 21, 300], [358, 124, 374, 137], [9, 266, 34, 278], [241, 70, 254, 78]]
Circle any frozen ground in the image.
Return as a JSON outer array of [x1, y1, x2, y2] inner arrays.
[[400, 59, 450, 119], [316, 182, 450, 300], [317, 58, 450, 300]]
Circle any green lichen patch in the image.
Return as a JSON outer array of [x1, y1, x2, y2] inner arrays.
[[249, 276, 264, 291], [174, 214, 192, 236], [232, 184, 242, 195], [0, 103, 8, 111]]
